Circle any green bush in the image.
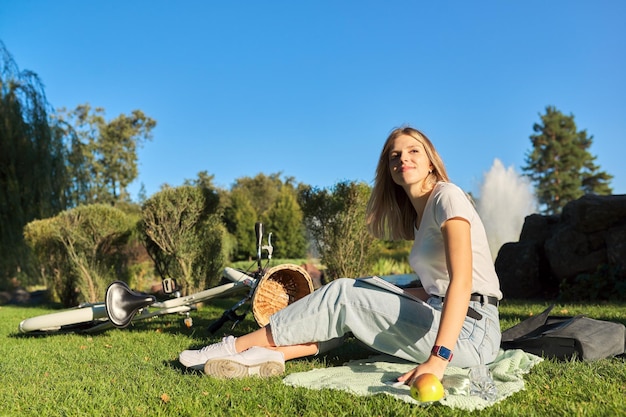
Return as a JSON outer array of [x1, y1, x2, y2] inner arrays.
[[24, 204, 135, 306], [300, 181, 376, 280], [142, 185, 225, 294]]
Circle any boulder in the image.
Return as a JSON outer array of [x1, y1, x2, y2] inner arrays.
[[544, 225, 607, 280], [495, 194, 626, 300], [605, 224, 626, 268], [561, 194, 626, 233], [496, 241, 546, 299]]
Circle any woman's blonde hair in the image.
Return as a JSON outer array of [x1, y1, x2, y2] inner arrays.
[[366, 126, 449, 240]]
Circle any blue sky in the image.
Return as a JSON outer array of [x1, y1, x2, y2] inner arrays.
[[2, 0, 625, 200]]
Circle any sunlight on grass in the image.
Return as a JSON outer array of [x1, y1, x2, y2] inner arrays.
[[2, 300, 625, 416]]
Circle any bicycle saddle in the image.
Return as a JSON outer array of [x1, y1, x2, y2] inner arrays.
[[105, 281, 156, 328]]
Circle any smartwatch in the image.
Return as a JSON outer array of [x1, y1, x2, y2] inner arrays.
[[431, 345, 454, 361]]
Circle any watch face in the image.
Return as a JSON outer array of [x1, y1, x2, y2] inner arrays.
[[438, 346, 452, 360]]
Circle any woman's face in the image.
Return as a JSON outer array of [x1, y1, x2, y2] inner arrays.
[[388, 134, 433, 190]]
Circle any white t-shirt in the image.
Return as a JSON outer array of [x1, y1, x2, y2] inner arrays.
[[408, 182, 502, 299]]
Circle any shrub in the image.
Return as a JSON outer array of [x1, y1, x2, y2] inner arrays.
[[142, 185, 225, 294], [300, 181, 376, 280], [24, 204, 135, 306]]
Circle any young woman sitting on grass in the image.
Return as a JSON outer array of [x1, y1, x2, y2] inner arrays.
[[179, 126, 502, 384]]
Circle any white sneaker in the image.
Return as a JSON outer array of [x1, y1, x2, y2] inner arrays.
[[204, 347, 285, 378], [179, 335, 237, 370]]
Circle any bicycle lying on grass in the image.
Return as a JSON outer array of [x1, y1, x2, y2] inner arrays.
[[19, 223, 314, 335]]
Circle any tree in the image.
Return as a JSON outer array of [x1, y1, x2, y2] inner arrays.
[[141, 185, 224, 294], [185, 170, 259, 261], [185, 170, 217, 191], [224, 172, 306, 261], [0, 41, 68, 287], [523, 106, 613, 214], [54, 104, 156, 206], [264, 187, 307, 258], [299, 181, 376, 280], [223, 188, 257, 260], [231, 172, 290, 217]]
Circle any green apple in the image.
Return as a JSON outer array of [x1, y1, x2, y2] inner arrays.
[[410, 373, 445, 402]]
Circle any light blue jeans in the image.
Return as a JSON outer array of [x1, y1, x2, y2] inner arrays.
[[269, 278, 501, 367]]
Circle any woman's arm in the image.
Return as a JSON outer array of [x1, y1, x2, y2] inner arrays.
[[398, 217, 473, 382]]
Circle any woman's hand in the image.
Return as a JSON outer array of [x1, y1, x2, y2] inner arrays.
[[396, 356, 448, 384]]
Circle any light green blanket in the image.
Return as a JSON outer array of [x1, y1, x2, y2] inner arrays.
[[283, 349, 543, 411]]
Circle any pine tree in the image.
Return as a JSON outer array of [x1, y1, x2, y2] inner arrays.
[[523, 106, 613, 214]]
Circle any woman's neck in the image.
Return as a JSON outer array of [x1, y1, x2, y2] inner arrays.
[[405, 182, 435, 229]]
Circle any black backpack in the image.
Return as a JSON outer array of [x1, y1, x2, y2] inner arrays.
[[501, 304, 626, 361]]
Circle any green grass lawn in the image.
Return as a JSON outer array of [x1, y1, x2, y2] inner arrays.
[[2, 299, 625, 417]]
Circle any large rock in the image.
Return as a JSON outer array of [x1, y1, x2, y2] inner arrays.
[[496, 241, 547, 299], [544, 224, 607, 280], [605, 223, 626, 276], [518, 213, 560, 243], [496, 194, 626, 299], [562, 194, 626, 233]]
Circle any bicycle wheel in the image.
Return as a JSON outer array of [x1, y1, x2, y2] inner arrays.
[[18, 303, 112, 334]]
